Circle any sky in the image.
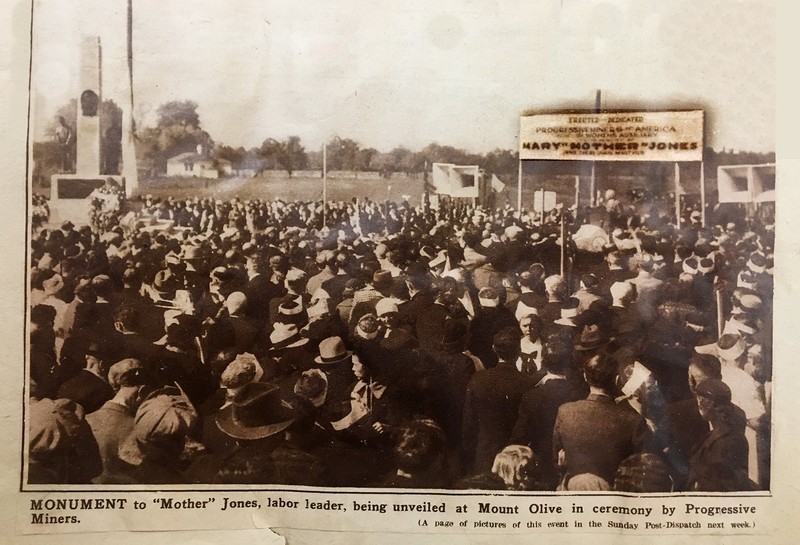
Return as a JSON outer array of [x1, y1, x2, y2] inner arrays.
[[29, 0, 775, 154]]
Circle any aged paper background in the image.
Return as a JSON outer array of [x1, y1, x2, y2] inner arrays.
[[2, 0, 800, 544]]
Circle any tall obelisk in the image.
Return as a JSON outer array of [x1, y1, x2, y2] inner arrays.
[[75, 36, 101, 176]]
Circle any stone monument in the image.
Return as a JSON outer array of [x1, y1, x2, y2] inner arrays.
[[50, 36, 127, 225]]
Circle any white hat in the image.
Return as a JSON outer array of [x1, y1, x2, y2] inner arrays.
[[375, 298, 399, 317], [515, 301, 538, 321], [610, 281, 633, 301], [478, 287, 500, 308], [716, 334, 746, 362]]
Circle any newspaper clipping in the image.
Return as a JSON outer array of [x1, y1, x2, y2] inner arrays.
[[3, 0, 798, 544]]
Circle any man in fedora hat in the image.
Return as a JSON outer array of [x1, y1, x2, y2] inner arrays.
[[200, 382, 297, 484], [56, 339, 115, 414], [312, 336, 357, 421]]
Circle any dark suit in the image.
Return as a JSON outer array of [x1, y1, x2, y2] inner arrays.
[[597, 266, 635, 301], [244, 274, 282, 326], [462, 361, 536, 474], [687, 417, 749, 491], [553, 393, 644, 486], [467, 306, 518, 368], [665, 397, 710, 478], [511, 377, 584, 488], [398, 291, 435, 332]]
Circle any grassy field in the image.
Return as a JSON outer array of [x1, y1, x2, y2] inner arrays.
[[33, 171, 631, 210], [134, 173, 427, 205]]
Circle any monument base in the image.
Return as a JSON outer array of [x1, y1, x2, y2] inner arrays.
[[49, 174, 125, 226]]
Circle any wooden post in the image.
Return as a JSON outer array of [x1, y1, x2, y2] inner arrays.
[[322, 143, 328, 227], [716, 287, 724, 338]]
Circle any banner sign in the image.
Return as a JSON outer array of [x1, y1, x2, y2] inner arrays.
[[430, 163, 480, 198], [519, 110, 704, 162]]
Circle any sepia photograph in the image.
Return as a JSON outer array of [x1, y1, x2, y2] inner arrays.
[[23, 0, 775, 500]]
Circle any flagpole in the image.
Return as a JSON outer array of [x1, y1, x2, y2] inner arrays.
[[517, 157, 523, 215], [323, 143, 327, 227], [560, 210, 565, 276], [674, 162, 681, 228], [574, 175, 580, 210], [590, 89, 601, 206], [540, 186, 545, 224], [700, 160, 706, 227], [121, 0, 139, 195]]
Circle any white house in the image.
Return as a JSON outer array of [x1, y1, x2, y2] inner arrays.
[[166, 151, 231, 179]]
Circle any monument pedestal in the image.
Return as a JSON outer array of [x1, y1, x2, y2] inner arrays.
[[49, 174, 125, 226]]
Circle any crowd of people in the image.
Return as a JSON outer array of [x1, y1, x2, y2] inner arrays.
[[27, 190, 773, 491]]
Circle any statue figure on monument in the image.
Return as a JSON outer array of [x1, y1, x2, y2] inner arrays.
[[54, 115, 74, 173]]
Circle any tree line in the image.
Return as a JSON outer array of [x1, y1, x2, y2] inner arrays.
[[34, 99, 775, 183]]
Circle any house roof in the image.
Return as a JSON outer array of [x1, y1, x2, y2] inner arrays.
[[167, 152, 232, 165], [168, 152, 209, 163]]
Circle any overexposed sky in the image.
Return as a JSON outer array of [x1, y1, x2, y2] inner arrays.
[[30, 0, 775, 153]]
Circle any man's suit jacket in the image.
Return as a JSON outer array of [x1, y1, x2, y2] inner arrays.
[[398, 291, 435, 332], [462, 362, 536, 474], [665, 397, 710, 475], [511, 377, 584, 487], [244, 274, 282, 325], [687, 416, 749, 491], [553, 393, 644, 485]]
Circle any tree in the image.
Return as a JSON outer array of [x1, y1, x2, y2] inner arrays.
[[355, 147, 378, 171], [41, 99, 124, 176], [134, 100, 213, 176], [260, 136, 308, 177], [213, 144, 247, 170], [326, 136, 361, 171], [482, 148, 519, 179], [156, 100, 201, 129]]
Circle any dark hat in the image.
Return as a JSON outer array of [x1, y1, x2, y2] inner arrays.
[[181, 245, 207, 273], [277, 298, 307, 324], [153, 269, 180, 297], [215, 382, 295, 440], [580, 273, 599, 289], [574, 323, 610, 351], [439, 317, 469, 353], [85, 339, 114, 362], [30, 304, 57, 326], [372, 270, 393, 291], [381, 328, 416, 352], [695, 378, 732, 406], [314, 336, 352, 365]]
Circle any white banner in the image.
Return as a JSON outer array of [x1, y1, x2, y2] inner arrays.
[[519, 110, 704, 162]]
